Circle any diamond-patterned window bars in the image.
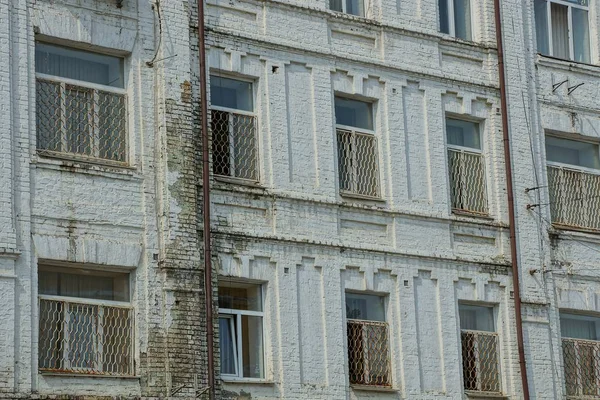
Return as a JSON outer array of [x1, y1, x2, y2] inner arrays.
[[347, 319, 391, 387], [548, 165, 600, 231], [38, 296, 134, 376], [563, 338, 600, 398], [448, 148, 488, 214], [36, 75, 127, 163], [211, 108, 259, 181], [337, 128, 380, 198], [461, 330, 501, 393]]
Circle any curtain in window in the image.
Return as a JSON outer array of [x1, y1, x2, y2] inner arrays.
[[454, 0, 472, 41], [219, 317, 237, 374], [573, 7, 591, 63], [551, 3, 569, 60], [534, 0, 550, 55], [346, 0, 364, 16], [561, 318, 597, 340], [439, 0, 450, 34]]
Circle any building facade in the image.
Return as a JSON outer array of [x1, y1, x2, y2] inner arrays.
[[3, 0, 600, 399]]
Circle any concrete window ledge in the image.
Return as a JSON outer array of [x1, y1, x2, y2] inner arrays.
[[465, 391, 509, 399], [39, 372, 141, 380], [350, 384, 398, 393], [221, 378, 275, 385]]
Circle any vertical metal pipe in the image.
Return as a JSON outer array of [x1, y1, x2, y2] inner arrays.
[[494, 1, 530, 398], [197, 0, 215, 398]]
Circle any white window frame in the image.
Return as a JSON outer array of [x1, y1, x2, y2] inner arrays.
[[537, 0, 591, 62], [35, 45, 128, 163], [210, 74, 259, 182], [440, 0, 474, 40], [330, 0, 366, 16], [218, 285, 265, 380]]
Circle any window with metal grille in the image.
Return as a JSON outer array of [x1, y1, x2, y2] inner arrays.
[[38, 265, 133, 376], [210, 75, 258, 181], [35, 43, 127, 163], [218, 280, 265, 379], [335, 97, 380, 198], [446, 118, 488, 215], [439, 0, 472, 40], [534, 0, 590, 63], [546, 135, 600, 231], [329, 0, 365, 16], [560, 313, 600, 397], [346, 292, 391, 387], [459, 304, 501, 394]]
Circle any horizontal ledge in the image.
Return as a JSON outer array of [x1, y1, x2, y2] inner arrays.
[[221, 378, 275, 385], [350, 384, 398, 392], [39, 372, 140, 380]]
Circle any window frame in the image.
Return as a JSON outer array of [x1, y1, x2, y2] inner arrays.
[[439, 0, 474, 41], [218, 282, 266, 381], [35, 42, 128, 164], [546, 134, 600, 175], [535, 0, 591, 62], [330, 0, 366, 17], [37, 265, 134, 376], [334, 96, 381, 199], [209, 73, 260, 183]]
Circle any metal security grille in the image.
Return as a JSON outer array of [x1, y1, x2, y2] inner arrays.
[[337, 129, 380, 198], [448, 149, 488, 214], [548, 166, 600, 231], [36, 77, 127, 163], [211, 109, 259, 181], [347, 320, 391, 386], [563, 338, 600, 398], [461, 330, 501, 393], [38, 297, 134, 376]]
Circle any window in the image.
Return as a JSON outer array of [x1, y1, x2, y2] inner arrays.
[[545, 135, 600, 230], [329, 0, 365, 16], [35, 43, 127, 163], [534, 0, 590, 63], [446, 118, 488, 214], [459, 304, 501, 393], [345, 293, 390, 387], [38, 266, 133, 376], [335, 97, 380, 198], [439, 0, 472, 40], [561, 313, 600, 397], [210, 75, 259, 181], [218, 281, 265, 379]]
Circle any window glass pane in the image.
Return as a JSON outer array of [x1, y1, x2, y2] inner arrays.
[[242, 315, 264, 378], [439, 0, 450, 34], [564, 0, 589, 5], [38, 267, 129, 301], [573, 8, 591, 63], [210, 76, 253, 111], [345, 293, 385, 322], [534, 0, 550, 55], [546, 136, 600, 169], [551, 3, 570, 60], [35, 43, 124, 88], [330, 0, 343, 11], [561, 314, 598, 340], [446, 119, 481, 149], [218, 281, 263, 311], [454, 0, 472, 41], [335, 97, 373, 130], [219, 317, 238, 375], [459, 304, 494, 332], [346, 0, 364, 16]]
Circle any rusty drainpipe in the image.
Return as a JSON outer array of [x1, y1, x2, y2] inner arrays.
[[494, 0, 530, 398], [197, 0, 215, 398]]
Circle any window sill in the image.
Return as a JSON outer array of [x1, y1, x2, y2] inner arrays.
[[221, 377, 274, 385], [33, 154, 142, 181], [213, 175, 263, 188], [39, 372, 140, 380], [340, 191, 385, 203], [452, 209, 493, 221], [536, 54, 600, 76], [464, 391, 507, 399], [350, 384, 397, 392], [550, 223, 600, 238]]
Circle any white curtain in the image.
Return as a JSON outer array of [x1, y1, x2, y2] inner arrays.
[[454, 0, 472, 41], [573, 8, 591, 63], [551, 3, 570, 59], [561, 317, 597, 340], [219, 317, 237, 374]]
